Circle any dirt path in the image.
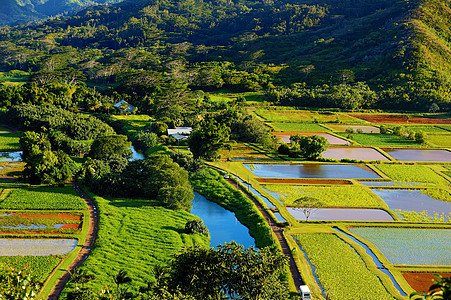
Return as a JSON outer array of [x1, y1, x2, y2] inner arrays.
[[225, 178, 303, 291], [47, 181, 98, 300]]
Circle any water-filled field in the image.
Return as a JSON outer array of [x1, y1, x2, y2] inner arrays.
[[0, 238, 78, 256], [244, 164, 380, 179], [287, 207, 393, 221], [349, 227, 451, 265], [322, 147, 389, 161], [384, 149, 451, 162], [372, 189, 451, 217], [274, 132, 350, 145], [0, 151, 22, 161]]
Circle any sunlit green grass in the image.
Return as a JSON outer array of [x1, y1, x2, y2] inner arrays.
[[427, 134, 451, 147], [0, 133, 22, 150], [0, 186, 86, 210], [375, 164, 449, 184], [0, 256, 61, 282], [270, 123, 329, 132], [61, 194, 209, 295], [111, 114, 153, 130], [343, 133, 419, 147], [295, 233, 394, 300], [263, 184, 384, 208]]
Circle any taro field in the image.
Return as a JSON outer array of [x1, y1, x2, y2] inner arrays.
[[349, 227, 451, 265], [262, 184, 385, 208], [295, 233, 395, 300]]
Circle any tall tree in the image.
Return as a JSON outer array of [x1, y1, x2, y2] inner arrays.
[[188, 119, 230, 160]]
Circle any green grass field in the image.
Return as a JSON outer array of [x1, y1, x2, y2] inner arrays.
[[254, 109, 360, 123], [427, 134, 451, 147], [385, 125, 451, 134], [61, 194, 209, 296], [111, 114, 153, 130], [270, 123, 329, 132], [344, 133, 419, 147], [0, 133, 22, 150], [375, 164, 449, 184], [263, 184, 384, 208], [295, 233, 394, 300], [0, 256, 61, 282], [0, 186, 86, 210]]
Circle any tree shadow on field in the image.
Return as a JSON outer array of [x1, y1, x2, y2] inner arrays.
[[162, 225, 184, 234]]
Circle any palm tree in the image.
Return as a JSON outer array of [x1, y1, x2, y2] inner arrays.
[[69, 268, 95, 290], [114, 269, 132, 298]]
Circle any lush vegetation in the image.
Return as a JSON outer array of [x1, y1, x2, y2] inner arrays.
[[344, 133, 419, 147], [190, 168, 273, 248], [151, 242, 289, 300], [0, 256, 61, 282], [0, 133, 21, 151], [0, 186, 86, 210], [62, 193, 209, 297], [375, 164, 450, 184], [264, 184, 384, 208], [349, 227, 451, 265], [295, 233, 394, 300]]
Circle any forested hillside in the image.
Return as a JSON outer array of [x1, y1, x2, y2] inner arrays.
[[0, 0, 450, 112], [0, 0, 126, 26]]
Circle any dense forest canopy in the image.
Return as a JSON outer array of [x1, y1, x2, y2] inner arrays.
[[0, 0, 450, 111]]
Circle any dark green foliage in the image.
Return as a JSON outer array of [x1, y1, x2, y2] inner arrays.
[[134, 131, 158, 150], [170, 153, 205, 173], [288, 134, 328, 160], [0, 267, 41, 299], [156, 242, 288, 300], [185, 219, 209, 236], [87, 135, 132, 160], [6, 105, 115, 140], [188, 119, 230, 160], [190, 168, 272, 248], [48, 130, 90, 157], [91, 155, 193, 211], [20, 131, 74, 185]]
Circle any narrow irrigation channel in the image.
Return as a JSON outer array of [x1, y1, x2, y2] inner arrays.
[[334, 228, 407, 296], [224, 178, 304, 292], [47, 181, 99, 300]]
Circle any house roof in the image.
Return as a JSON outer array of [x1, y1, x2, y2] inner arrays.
[[167, 127, 192, 136], [113, 100, 134, 112]]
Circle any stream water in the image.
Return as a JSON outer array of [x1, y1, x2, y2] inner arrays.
[[191, 192, 255, 248]]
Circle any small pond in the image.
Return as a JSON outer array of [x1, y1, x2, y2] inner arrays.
[[286, 207, 394, 221], [129, 146, 145, 161], [191, 192, 255, 248], [274, 133, 350, 145], [0, 238, 78, 256], [244, 164, 380, 179], [371, 189, 451, 217], [384, 149, 451, 162], [0, 151, 22, 162], [322, 147, 389, 161]]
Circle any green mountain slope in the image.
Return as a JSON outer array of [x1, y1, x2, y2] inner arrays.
[[0, 0, 450, 110], [0, 0, 125, 26]]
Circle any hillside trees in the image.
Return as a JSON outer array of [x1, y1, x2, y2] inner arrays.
[[189, 119, 231, 160], [151, 242, 289, 300], [20, 131, 74, 185]]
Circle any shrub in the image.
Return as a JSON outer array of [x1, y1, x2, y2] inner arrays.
[[185, 219, 209, 236]]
